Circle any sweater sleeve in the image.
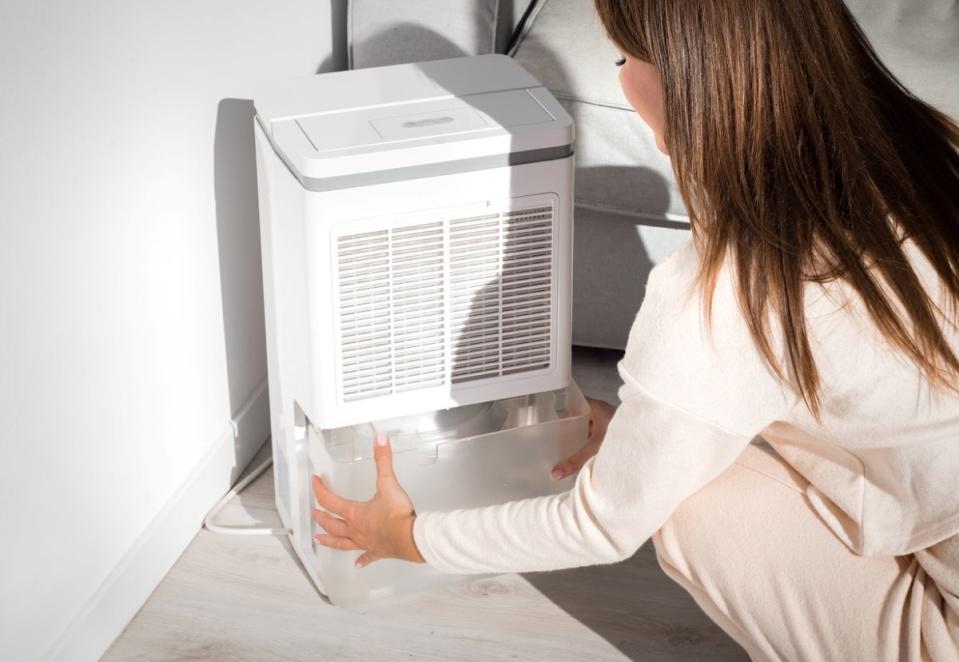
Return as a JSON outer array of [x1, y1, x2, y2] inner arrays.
[[413, 363, 758, 573], [412, 241, 795, 574]]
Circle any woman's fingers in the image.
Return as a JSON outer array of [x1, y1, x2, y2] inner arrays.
[[550, 438, 601, 481], [313, 533, 362, 551], [310, 508, 350, 537], [355, 551, 381, 568], [312, 434, 418, 565], [311, 475, 356, 518], [372, 433, 396, 486]]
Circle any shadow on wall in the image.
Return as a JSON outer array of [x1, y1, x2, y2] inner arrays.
[[213, 97, 268, 482], [212, 0, 348, 481], [348, 21, 473, 68]]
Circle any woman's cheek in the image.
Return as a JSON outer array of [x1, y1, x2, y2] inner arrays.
[[620, 65, 669, 155], [619, 67, 635, 108]]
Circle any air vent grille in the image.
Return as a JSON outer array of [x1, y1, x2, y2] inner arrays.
[[450, 206, 553, 383], [335, 203, 554, 401]]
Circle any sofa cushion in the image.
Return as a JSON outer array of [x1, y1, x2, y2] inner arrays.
[[511, 0, 689, 223], [511, 0, 691, 349], [846, 0, 959, 119], [571, 206, 691, 349], [349, 0, 499, 68]]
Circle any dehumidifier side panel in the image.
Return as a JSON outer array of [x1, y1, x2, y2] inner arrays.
[[254, 121, 311, 525], [255, 121, 331, 596], [555, 156, 574, 388]]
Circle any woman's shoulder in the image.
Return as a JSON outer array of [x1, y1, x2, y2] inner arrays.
[[645, 238, 700, 290], [621, 239, 796, 431], [637, 238, 746, 333]]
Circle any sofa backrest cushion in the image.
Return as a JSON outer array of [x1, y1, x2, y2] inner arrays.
[[348, 0, 537, 69], [846, 0, 959, 119]]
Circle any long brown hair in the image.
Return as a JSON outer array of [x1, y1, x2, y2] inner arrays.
[[595, 0, 959, 416]]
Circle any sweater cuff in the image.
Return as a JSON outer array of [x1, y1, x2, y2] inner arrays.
[[412, 511, 472, 574], [412, 511, 444, 571]]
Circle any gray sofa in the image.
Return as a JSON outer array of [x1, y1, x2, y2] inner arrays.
[[347, 0, 959, 350]]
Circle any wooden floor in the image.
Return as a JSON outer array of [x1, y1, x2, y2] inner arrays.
[[104, 347, 747, 661]]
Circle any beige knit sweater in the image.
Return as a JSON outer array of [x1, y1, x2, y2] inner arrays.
[[412, 238, 959, 573]]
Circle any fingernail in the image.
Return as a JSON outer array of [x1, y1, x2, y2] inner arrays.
[[550, 469, 564, 481], [374, 432, 389, 447]]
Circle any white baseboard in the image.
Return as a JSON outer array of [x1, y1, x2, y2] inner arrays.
[[45, 381, 271, 662]]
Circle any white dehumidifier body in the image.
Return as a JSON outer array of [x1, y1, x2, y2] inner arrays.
[[254, 55, 589, 605]]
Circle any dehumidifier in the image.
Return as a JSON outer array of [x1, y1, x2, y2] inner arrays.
[[254, 54, 589, 605]]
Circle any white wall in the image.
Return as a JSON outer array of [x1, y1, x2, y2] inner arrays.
[[0, 2, 344, 660]]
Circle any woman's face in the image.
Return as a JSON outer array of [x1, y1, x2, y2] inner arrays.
[[617, 53, 668, 155]]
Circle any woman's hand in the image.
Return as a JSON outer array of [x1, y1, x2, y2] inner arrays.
[[311, 433, 426, 568], [550, 396, 617, 481]]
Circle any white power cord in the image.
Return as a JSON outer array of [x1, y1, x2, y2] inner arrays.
[[203, 455, 292, 536]]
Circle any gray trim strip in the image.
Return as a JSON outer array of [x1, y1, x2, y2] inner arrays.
[[296, 144, 573, 192]]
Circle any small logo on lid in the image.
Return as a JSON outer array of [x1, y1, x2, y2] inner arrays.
[[402, 116, 455, 128]]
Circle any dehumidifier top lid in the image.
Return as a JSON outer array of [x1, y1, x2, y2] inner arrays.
[[253, 54, 573, 191]]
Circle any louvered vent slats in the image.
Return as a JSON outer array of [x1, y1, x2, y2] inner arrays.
[[336, 203, 554, 401], [450, 205, 553, 384]]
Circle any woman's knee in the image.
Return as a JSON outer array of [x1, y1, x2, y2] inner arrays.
[[651, 470, 737, 582], [652, 480, 729, 582], [652, 443, 805, 581]]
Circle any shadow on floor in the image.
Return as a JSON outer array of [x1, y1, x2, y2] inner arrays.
[[525, 346, 748, 661], [523, 548, 748, 661]]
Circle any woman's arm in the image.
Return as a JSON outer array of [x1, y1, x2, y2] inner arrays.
[[410, 363, 757, 573], [312, 243, 795, 573], [312, 362, 757, 573], [409, 246, 795, 573]]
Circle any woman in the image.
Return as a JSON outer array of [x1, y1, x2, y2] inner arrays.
[[311, 0, 959, 658]]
